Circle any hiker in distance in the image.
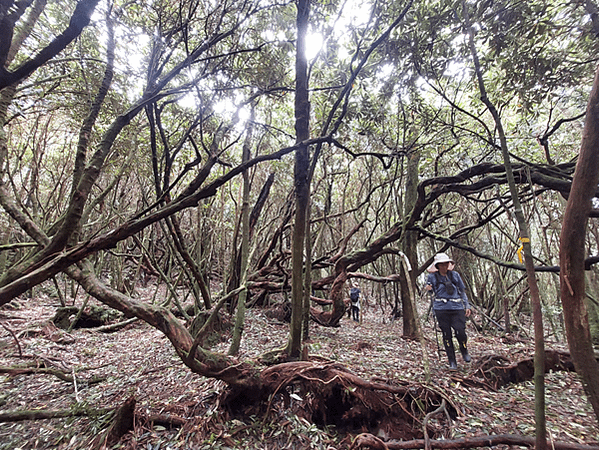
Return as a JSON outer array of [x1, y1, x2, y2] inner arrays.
[[349, 286, 361, 322], [425, 253, 472, 370]]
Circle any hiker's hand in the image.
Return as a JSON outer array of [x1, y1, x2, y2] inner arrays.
[[425, 284, 432, 291], [465, 308, 472, 317]]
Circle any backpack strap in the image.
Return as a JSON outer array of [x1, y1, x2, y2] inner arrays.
[[447, 271, 461, 295], [434, 271, 458, 294]]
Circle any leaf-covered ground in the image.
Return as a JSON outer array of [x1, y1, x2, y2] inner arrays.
[[0, 289, 597, 449]]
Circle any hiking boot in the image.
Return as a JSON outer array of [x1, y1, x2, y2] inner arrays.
[[459, 342, 471, 363], [445, 345, 457, 370]]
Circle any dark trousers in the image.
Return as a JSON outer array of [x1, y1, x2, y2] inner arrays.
[[435, 309, 467, 362], [351, 305, 360, 321]]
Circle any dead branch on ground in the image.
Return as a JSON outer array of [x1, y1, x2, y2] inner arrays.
[[0, 406, 113, 422], [0, 365, 106, 384], [85, 317, 139, 333], [381, 434, 599, 450], [460, 350, 576, 390], [0, 323, 22, 357]]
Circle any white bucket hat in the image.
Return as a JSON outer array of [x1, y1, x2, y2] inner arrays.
[[427, 252, 455, 272]]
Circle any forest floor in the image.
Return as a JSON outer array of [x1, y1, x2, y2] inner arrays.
[[0, 287, 598, 450]]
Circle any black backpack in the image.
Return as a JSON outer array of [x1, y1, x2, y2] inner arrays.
[[434, 271, 457, 296], [350, 288, 360, 303]]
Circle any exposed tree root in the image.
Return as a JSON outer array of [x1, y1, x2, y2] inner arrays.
[[423, 399, 450, 450], [91, 395, 136, 450], [253, 360, 455, 440], [349, 433, 390, 449], [460, 350, 576, 390]]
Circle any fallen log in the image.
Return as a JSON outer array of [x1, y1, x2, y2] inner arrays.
[[460, 350, 576, 390], [0, 406, 113, 422], [381, 434, 599, 450], [0, 365, 105, 384], [145, 413, 187, 428], [85, 317, 139, 333]]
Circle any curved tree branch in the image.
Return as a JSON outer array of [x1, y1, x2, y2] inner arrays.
[[0, 0, 101, 90]]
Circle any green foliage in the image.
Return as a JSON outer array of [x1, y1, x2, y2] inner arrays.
[[1, 0, 597, 351]]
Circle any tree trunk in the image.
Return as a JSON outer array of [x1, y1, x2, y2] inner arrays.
[[229, 112, 254, 355], [559, 63, 599, 424], [303, 200, 313, 342], [465, 9, 547, 446], [401, 149, 420, 338], [227, 172, 275, 296], [287, 0, 311, 359], [167, 215, 212, 309]]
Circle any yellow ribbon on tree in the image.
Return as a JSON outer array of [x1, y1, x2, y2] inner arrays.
[[517, 237, 530, 263]]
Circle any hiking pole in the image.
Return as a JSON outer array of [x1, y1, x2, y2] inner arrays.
[[420, 289, 432, 322], [424, 290, 433, 322], [433, 312, 443, 359], [427, 290, 443, 359]]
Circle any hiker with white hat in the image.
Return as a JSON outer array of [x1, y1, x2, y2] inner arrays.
[[425, 252, 472, 370]]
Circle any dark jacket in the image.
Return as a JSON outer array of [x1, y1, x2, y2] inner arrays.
[[426, 270, 470, 311]]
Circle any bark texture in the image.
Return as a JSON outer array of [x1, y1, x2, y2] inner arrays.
[[287, 0, 311, 358], [560, 64, 599, 424]]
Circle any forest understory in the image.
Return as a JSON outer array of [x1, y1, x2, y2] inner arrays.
[[0, 284, 598, 450]]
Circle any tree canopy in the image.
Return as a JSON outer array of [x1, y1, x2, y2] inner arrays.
[[1, 0, 599, 445]]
